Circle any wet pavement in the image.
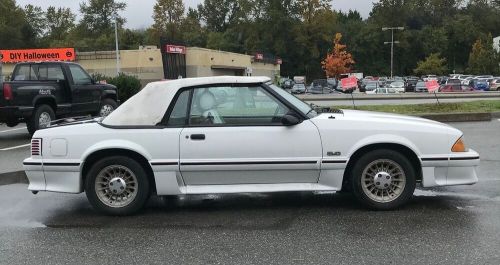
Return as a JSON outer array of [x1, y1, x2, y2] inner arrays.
[[0, 124, 30, 174], [0, 121, 499, 264]]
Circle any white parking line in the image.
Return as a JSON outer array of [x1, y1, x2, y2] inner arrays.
[[0, 143, 31, 151], [0, 127, 27, 133]]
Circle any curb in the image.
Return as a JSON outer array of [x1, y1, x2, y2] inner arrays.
[[0, 171, 28, 186], [299, 91, 500, 101]]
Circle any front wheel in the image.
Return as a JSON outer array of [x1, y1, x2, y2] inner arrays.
[[85, 156, 150, 215], [351, 149, 416, 210]]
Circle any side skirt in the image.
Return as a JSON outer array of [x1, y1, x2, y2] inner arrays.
[[181, 183, 339, 195]]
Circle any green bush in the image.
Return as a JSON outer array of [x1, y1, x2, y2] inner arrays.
[[91, 73, 142, 103], [107, 73, 142, 103]]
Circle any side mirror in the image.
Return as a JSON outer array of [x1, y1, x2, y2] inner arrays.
[[281, 113, 302, 126]]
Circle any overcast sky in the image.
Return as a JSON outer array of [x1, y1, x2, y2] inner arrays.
[[16, 0, 377, 29]]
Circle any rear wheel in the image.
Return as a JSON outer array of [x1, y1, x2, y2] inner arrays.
[[351, 149, 416, 210], [27, 104, 55, 135], [85, 156, 150, 215]]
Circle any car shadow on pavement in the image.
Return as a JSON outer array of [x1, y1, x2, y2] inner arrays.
[[38, 190, 477, 230]]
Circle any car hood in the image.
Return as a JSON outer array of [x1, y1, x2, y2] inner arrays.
[[311, 109, 458, 133]]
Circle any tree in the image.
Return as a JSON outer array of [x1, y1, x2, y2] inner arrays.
[[0, 0, 32, 48], [45, 6, 76, 42], [413, 53, 447, 75], [152, 0, 185, 41], [467, 35, 500, 75], [180, 8, 207, 47], [78, 0, 126, 35], [24, 5, 46, 39], [321, 33, 355, 78], [198, 0, 250, 32]]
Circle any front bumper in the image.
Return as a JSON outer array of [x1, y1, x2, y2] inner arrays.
[[420, 149, 480, 187], [23, 158, 83, 193]]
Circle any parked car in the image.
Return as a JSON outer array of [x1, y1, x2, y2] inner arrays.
[[281, 79, 294, 90], [23, 76, 479, 215], [0, 62, 118, 135], [489, 78, 500, 91], [423, 75, 437, 81], [327, 78, 337, 90], [469, 79, 489, 91], [446, 78, 461, 85], [366, 87, 397, 94], [364, 81, 380, 93], [439, 84, 475, 92], [461, 76, 474, 85], [405, 78, 418, 92], [308, 79, 330, 94], [291, 83, 306, 94], [389, 81, 405, 93], [415, 81, 428, 92]]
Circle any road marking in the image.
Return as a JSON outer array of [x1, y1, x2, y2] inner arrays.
[[0, 127, 27, 133], [0, 143, 31, 151]]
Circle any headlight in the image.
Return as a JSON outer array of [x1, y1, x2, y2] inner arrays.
[[451, 136, 467, 152]]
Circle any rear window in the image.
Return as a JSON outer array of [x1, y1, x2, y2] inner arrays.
[[13, 64, 36, 81]]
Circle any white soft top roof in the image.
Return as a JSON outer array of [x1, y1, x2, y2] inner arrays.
[[102, 76, 271, 126]]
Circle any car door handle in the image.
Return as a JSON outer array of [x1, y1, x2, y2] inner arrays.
[[190, 134, 205, 140]]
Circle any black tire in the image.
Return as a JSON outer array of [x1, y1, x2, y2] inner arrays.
[[27, 104, 55, 136], [96, 98, 118, 117], [351, 149, 416, 210], [85, 156, 150, 215]]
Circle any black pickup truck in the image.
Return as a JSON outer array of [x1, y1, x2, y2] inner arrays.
[[0, 62, 118, 135]]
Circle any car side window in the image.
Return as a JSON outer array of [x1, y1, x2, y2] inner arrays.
[[37, 65, 65, 81], [188, 86, 289, 126], [69, 65, 92, 85], [166, 89, 190, 126], [14, 65, 37, 81]]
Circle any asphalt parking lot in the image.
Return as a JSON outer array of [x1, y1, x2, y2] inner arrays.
[[0, 120, 499, 264], [0, 124, 30, 174]]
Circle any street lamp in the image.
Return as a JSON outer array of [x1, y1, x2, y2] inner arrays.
[[382, 26, 404, 79], [113, 14, 120, 76]]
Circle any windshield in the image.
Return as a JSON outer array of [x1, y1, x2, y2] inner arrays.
[[267, 83, 317, 118]]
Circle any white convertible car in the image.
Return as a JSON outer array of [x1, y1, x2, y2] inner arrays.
[[23, 76, 479, 215]]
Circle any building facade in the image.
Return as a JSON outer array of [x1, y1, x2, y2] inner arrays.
[[1, 46, 280, 86]]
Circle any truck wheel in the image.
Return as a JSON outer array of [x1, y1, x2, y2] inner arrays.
[[85, 156, 150, 215], [351, 149, 416, 210], [27, 104, 55, 135], [98, 98, 118, 117]]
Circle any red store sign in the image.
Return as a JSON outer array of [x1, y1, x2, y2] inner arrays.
[[165, 45, 186, 54]]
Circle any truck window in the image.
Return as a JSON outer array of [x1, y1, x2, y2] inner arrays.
[[36, 65, 65, 81], [68, 64, 92, 85], [13, 65, 37, 81]]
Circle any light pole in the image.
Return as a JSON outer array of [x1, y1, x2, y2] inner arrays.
[[0, 52, 3, 82], [113, 14, 120, 76], [382, 26, 404, 79]]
